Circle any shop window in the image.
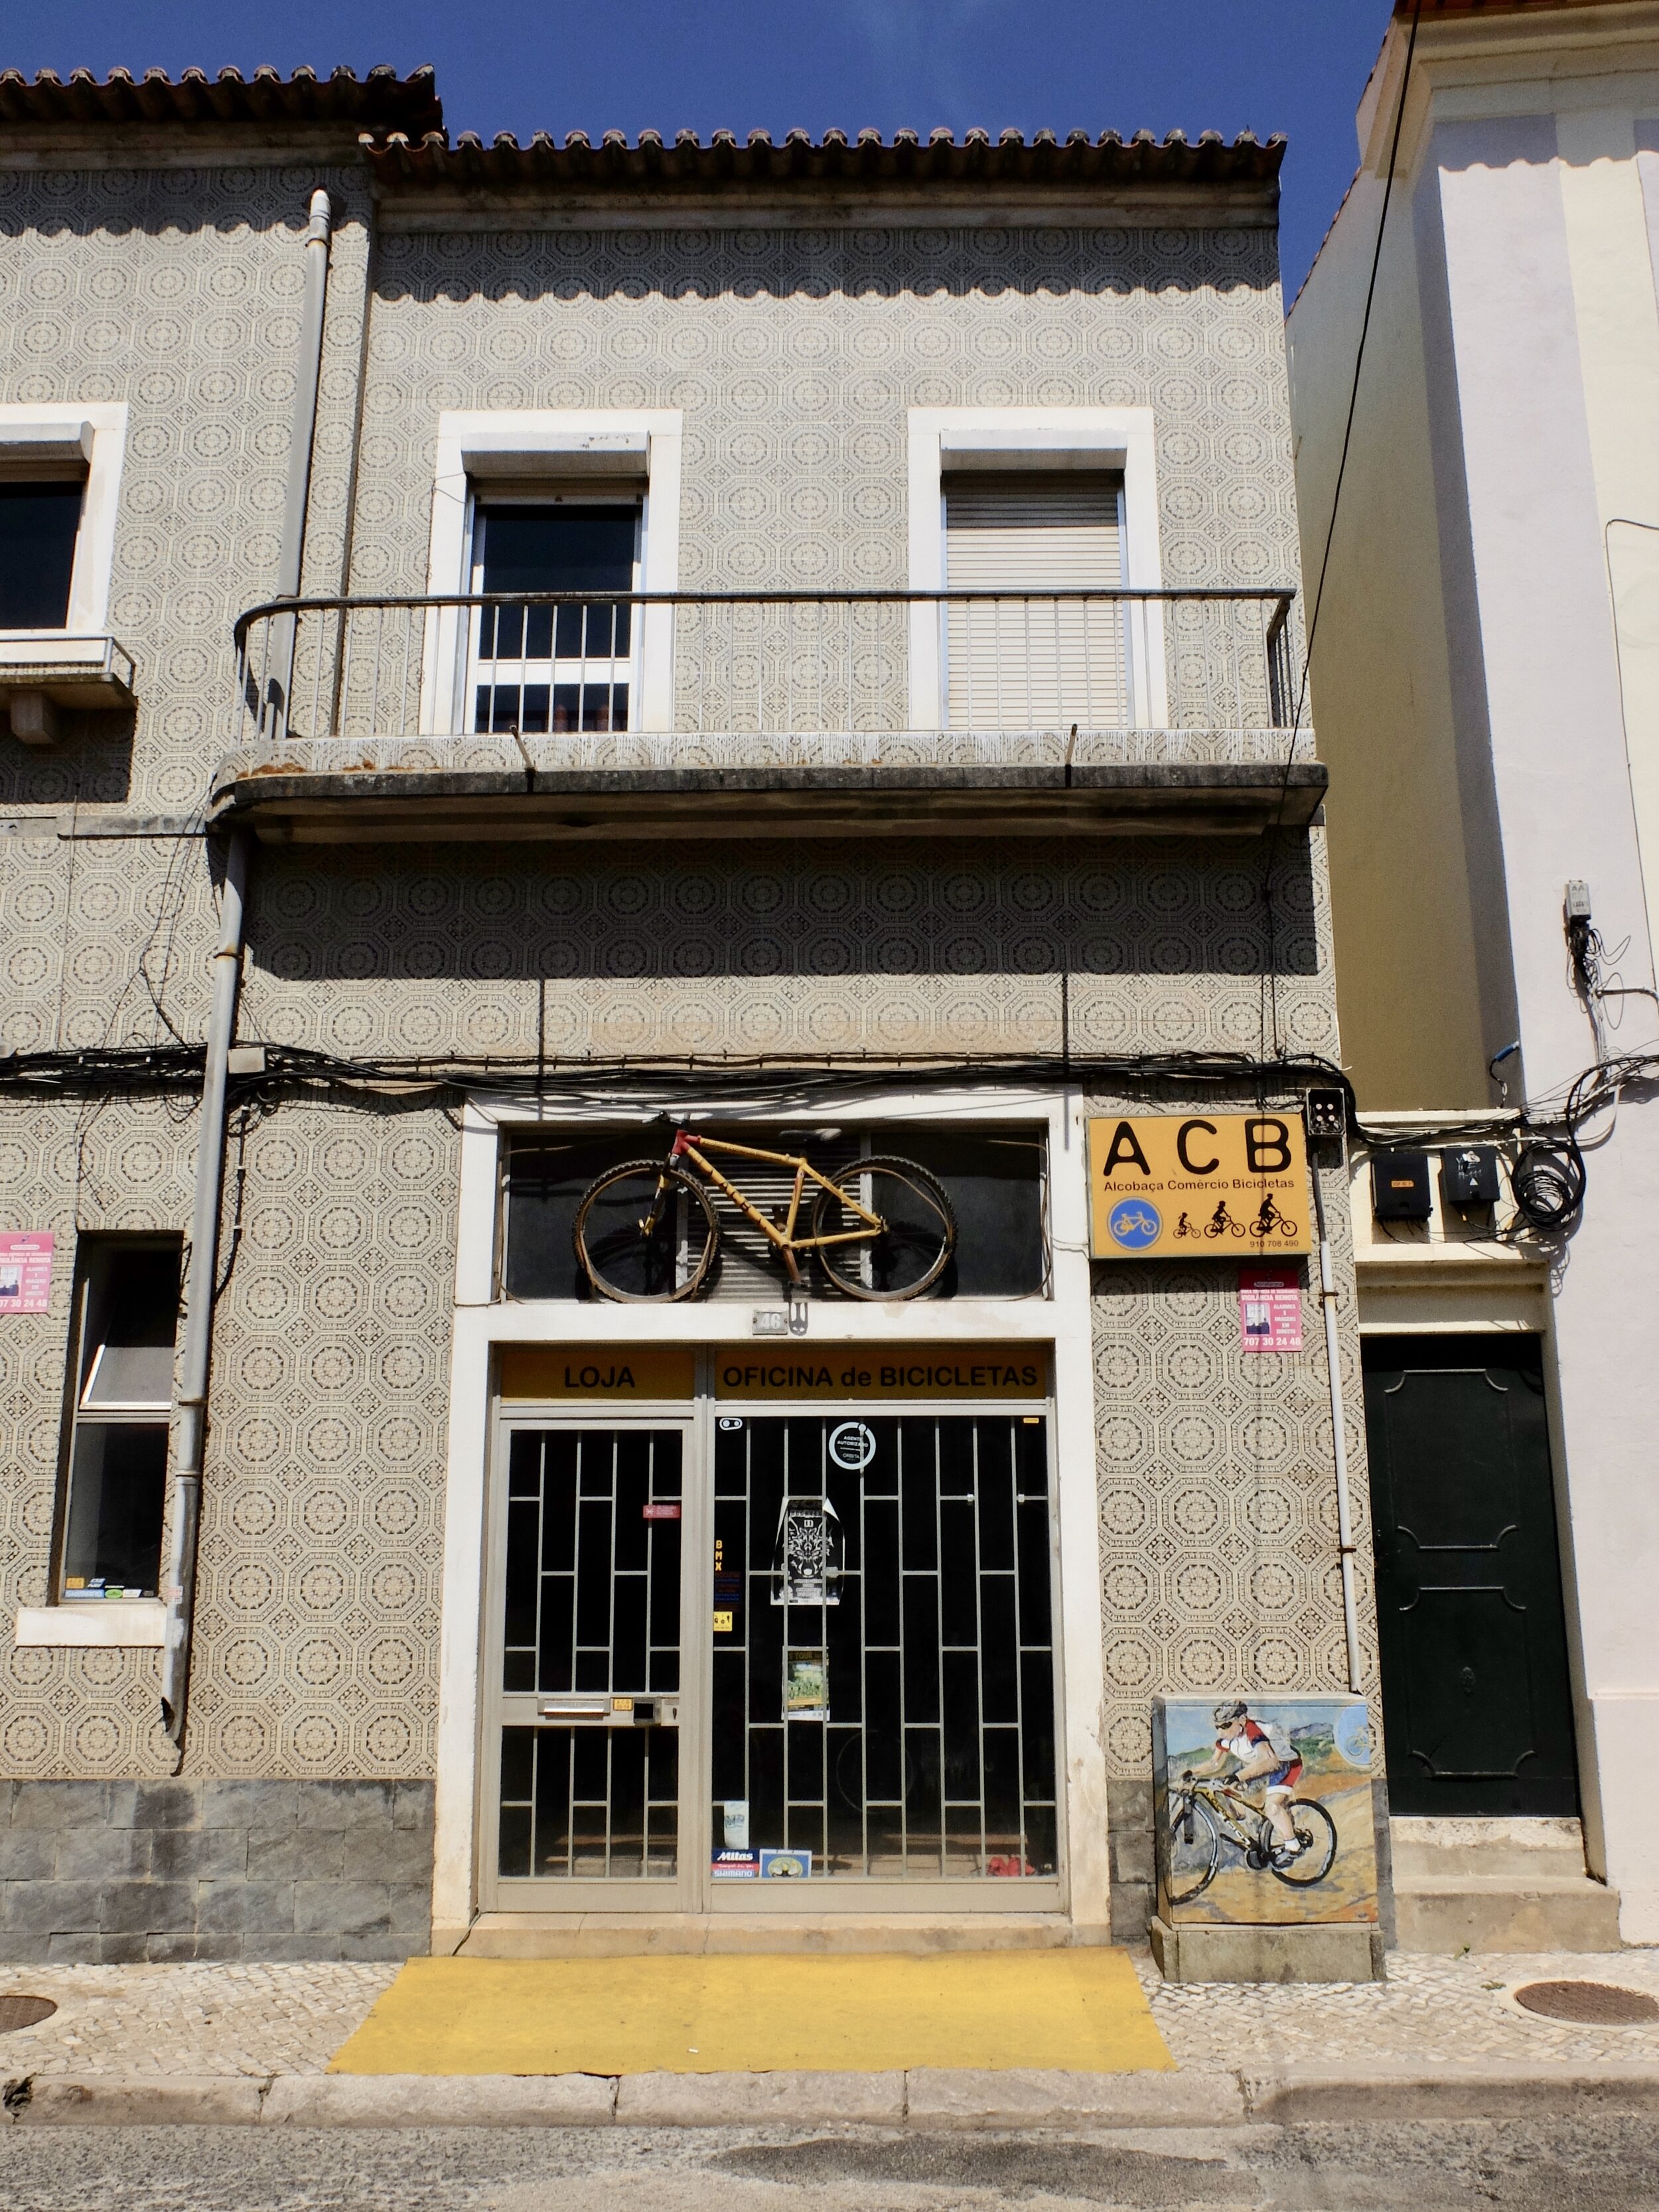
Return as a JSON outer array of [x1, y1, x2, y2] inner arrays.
[[58, 1238, 182, 1601], [0, 479, 84, 630], [501, 1123, 1047, 1301]]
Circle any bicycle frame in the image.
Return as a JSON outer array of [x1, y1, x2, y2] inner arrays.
[[1175, 1778, 1270, 1852], [663, 1133, 885, 1260]]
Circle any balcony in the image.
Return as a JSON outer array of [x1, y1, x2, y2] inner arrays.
[[208, 588, 1324, 843]]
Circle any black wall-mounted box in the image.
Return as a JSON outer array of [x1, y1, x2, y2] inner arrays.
[[1441, 1145, 1502, 1208], [1372, 1150, 1433, 1220]]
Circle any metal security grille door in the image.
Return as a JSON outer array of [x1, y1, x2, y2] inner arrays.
[[944, 474, 1127, 730], [710, 1414, 1059, 1894], [489, 1426, 684, 1897]]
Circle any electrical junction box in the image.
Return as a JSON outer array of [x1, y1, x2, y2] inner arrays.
[[1441, 1146, 1502, 1209], [1304, 1088, 1346, 1144], [1372, 1150, 1432, 1221]]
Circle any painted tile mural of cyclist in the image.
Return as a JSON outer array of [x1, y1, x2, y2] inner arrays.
[[1153, 1696, 1379, 1927]]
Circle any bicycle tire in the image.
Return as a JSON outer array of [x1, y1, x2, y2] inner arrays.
[[1163, 1795, 1220, 1905], [811, 1156, 956, 1301], [573, 1160, 719, 1303], [1268, 1799, 1338, 1885]]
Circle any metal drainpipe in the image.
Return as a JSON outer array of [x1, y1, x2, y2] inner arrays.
[[162, 188, 334, 1744], [1308, 1161, 1363, 1694]]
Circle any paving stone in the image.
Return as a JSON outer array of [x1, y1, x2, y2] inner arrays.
[[197, 1882, 296, 1935], [3, 1880, 102, 1934], [200, 1781, 297, 1834], [131, 1783, 199, 1833], [147, 1828, 248, 1882], [15, 2075, 268, 2125], [248, 1827, 344, 1881], [293, 1882, 390, 1938], [11, 1783, 106, 1832], [263, 2073, 616, 2126], [616, 2070, 902, 2126], [1137, 1948, 1659, 2072], [904, 2065, 1244, 2128], [0, 1949, 1656, 2095], [0, 1832, 58, 1882], [96, 1881, 194, 1936], [53, 1828, 151, 1883]]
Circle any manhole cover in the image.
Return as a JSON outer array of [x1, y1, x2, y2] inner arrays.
[[1513, 1980, 1659, 2026], [0, 1995, 56, 2033]]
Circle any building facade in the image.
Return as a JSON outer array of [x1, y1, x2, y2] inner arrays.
[[0, 68, 1366, 1967], [1288, 0, 1658, 1945]]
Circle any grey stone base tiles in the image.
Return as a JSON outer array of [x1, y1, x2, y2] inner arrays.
[[0, 1779, 433, 1963]]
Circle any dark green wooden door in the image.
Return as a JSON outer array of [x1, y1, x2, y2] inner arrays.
[[1362, 1334, 1579, 1816]]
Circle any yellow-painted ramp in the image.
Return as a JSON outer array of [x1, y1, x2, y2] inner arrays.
[[329, 1951, 1172, 2075]]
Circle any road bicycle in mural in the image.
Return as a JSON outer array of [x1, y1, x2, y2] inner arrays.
[[1173, 1196, 1299, 1243], [1163, 1773, 1340, 1902], [574, 1130, 956, 1303]]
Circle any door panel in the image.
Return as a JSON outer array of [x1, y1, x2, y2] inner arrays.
[[1363, 1335, 1579, 1816], [487, 1426, 684, 1898], [710, 1412, 1058, 1889]]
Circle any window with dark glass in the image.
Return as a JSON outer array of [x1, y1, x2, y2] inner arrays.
[[0, 479, 84, 630], [59, 1239, 182, 1601], [501, 1124, 1047, 1301], [470, 500, 639, 734]]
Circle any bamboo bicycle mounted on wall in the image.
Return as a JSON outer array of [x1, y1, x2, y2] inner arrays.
[[573, 1130, 957, 1303]]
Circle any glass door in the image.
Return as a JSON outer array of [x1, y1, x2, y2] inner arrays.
[[481, 1422, 688, 1908], [708, 1412, 1061, 1905]]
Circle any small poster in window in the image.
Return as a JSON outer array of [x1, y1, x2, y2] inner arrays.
[[1238, 1266, 1302, 1354], [0, 1233, 52, 1315], [784, 1648, 828, 1720]]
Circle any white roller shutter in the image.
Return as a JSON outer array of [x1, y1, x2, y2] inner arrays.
[[944, 473, 1127, 729]]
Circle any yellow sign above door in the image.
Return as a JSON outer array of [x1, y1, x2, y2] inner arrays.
[[713, 1345, 1048, 1400], [498, 1346, 696, 1401], [1086, 1114, 1311, 1258]]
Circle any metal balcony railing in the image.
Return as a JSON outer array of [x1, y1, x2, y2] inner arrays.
[[231, 587, 1297, 755]]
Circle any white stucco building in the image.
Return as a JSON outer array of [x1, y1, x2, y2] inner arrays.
[[1289, 0, 1659, 1945]]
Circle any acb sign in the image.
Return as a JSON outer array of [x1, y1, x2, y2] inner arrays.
[[1086, 1113, 1311, 1259]]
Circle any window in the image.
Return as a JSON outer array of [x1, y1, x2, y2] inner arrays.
[[58, 1239, 182, 1601], [501, 1124, 1047, 1301], [0, 479, 84, 630], [470, 499, 640, 735], [943, 472, 1127, 729]]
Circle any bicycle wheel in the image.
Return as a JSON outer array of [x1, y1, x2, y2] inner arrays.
[[1163, 1795, 1220, 1905], [573, 1161, 719, 1303], [1269, 1799, 1338, 1885], [811, 1156, 956, 1300]]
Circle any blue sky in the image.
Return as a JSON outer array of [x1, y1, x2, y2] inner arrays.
[[7, 2, 1394, 297]]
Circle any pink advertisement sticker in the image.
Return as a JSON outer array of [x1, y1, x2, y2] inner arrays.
[[1239, 1266, 1302, 1355], [0, 1232, 53, 1315]]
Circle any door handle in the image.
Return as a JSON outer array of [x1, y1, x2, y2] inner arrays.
[[535, 1694, 680, 1727]]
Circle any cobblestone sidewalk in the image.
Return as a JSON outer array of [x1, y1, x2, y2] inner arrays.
[[1, 1951, 1657, 2083]]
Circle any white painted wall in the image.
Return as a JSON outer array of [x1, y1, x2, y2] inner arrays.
[[1289, 6, 1659, 1943]]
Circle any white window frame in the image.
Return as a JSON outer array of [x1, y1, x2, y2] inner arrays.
[[0, 401, 127, 637], [424, 410, 683, 735], [906, 407, 1167, 729]]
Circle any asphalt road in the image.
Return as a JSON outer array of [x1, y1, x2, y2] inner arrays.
[[1, 2119, 1658, 2212]]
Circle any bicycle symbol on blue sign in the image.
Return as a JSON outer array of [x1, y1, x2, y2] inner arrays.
[[1108, 1199, 1163, 1250]]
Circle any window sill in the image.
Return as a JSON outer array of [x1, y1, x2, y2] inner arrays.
[[0, 635, 136, 744], [15, 1601, 167, 1648]]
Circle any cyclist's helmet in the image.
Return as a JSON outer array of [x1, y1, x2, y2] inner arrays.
[[1212, 1699, 1248, 1729]]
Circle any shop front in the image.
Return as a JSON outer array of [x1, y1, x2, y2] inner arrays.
[[474, 1345, 1064, 1921]]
